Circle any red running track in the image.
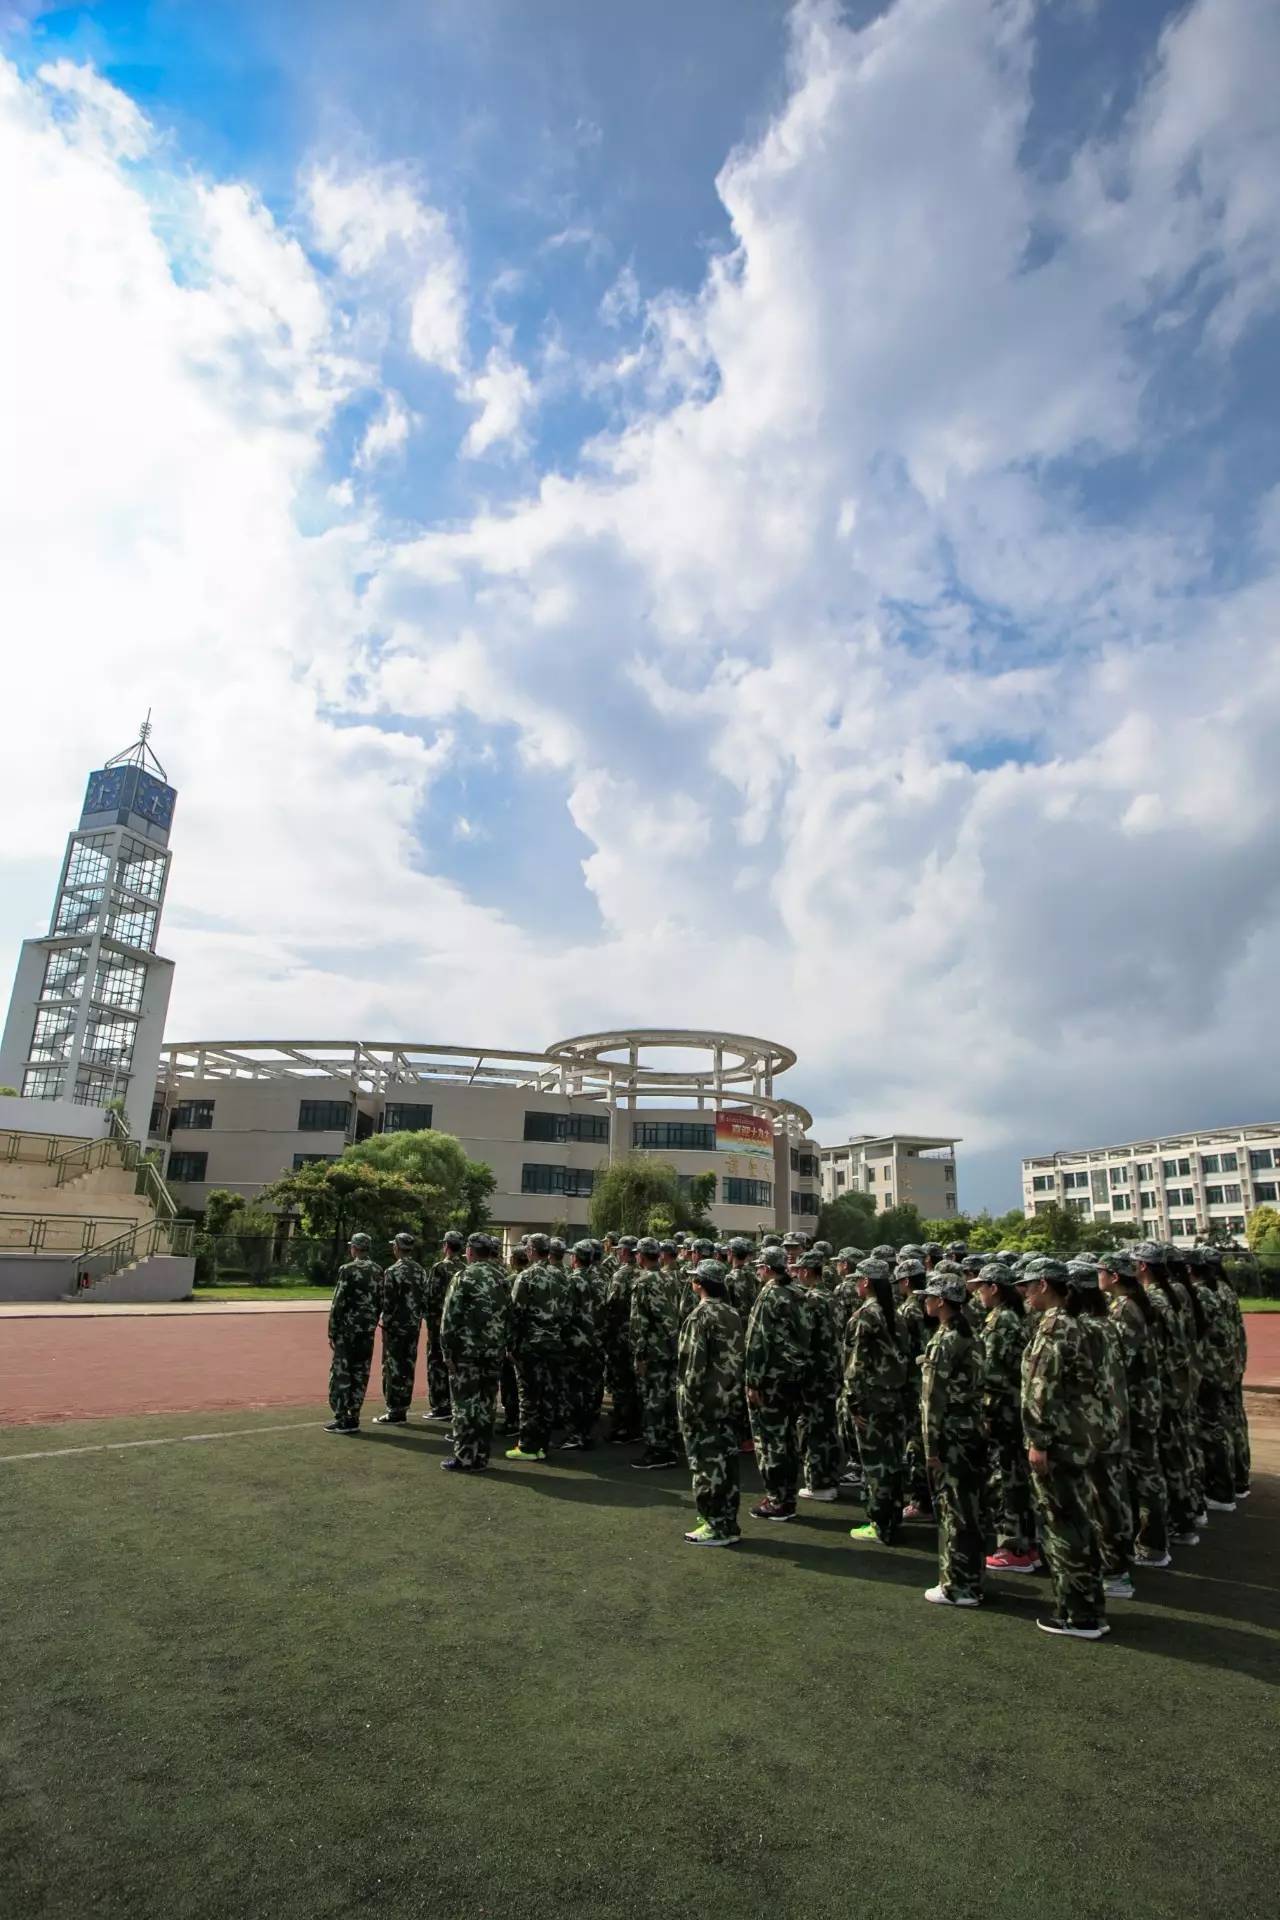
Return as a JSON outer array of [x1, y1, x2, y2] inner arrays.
[[0, 1310, 1276, 1429]]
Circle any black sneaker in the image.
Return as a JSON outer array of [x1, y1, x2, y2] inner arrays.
[[373, 1412, 407, 1425], [559, 1436, 585, 1451], [325, 1420, 359, 1434], [425, 1409, 452, 1422], [1037, 1616, 1110, 1640], [440, 1456, 474, 1472], [631, 1452, 679, 1471], [750, 1499, 796, 1522]]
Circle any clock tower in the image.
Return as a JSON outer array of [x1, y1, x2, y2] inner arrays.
[[0, 719, 177, 1144]]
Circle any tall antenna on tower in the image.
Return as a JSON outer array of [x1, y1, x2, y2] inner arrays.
[[104, 710, 167, 781]]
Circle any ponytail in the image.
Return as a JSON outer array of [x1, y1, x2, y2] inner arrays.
[[868, 1273, 898, 1331], [995, 1282, 1024, 1316], [1117, 1275, 1155, 1325]]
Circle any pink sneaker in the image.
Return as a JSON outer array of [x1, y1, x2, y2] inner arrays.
[[985, 1548, 1041, 1573]]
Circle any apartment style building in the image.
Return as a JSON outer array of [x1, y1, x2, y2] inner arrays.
[[152, 1029, 822, 1242], [817, 1134, 960, 1218], [1021, 1122, 1280, 1238]]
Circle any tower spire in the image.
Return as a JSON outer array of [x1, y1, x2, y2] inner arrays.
[[104, 711, 167, 781]]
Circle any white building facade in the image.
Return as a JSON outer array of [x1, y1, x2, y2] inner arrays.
[[818, 1135, 960, 1218], [152, 1030, 821, 1241], [1021, 1123, 1280, 1238]]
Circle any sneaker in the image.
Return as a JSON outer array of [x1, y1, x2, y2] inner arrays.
[[1103, 1574, 1135, 1600], [1193, 1511, 1209, 1527], [1234, 1487, 1251, 1500], [440, 1456, 474, 1472], [1205, 1498, 1237, 1513], [425, 1409, 452, 1423], [373, 1412, 407, 1425], [504, 1446, 546, 1462], [849, 1523, 883, 1542], [750, 1499, 796, 1522], [838, 1471, 863, 1488], [902, 1503, 931, 1522], [1133, 1548, 1172, 1568], [325, 1419, 359, 1434], [631, 1453, 680, 1471], [559, 1437, 585, 1451], [1037, 1617, 1109, 1640], [985, 1548, 1041, 1573], [684, 1523, 740, 1547], [797, 1486, 838, 1503], [1171, 1530, 1201, 1546], [924, 1585, 979, 1607]]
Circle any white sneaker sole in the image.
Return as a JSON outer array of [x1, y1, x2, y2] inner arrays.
[[797, 1490, 838, 1502]]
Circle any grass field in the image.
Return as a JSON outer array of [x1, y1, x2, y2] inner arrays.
[[191, 1283, 333, 1300], [2, 1411, 1277, 1920]]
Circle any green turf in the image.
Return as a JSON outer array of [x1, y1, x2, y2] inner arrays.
[[1, 1414, 1277, 1920], [1240, 1297, 1280, 1312], [191, 1283, 333, 1300]]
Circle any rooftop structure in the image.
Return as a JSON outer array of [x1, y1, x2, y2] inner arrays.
[[1021, 1122, 1280, 1238], [817, 1134, 960, 1218]]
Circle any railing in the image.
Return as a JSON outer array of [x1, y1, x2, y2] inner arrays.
[[53, 1132, 137, 1186], [1, 1128, 79, 1167], [72, 1215, 194, 1287], [0, 1211, 142, 1254], [135, 1148, 177, 1221]]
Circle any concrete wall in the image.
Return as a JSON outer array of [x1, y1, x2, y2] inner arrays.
[[0, 1254, 78, 1300], [0, 1092, 103, 1141], [75, 1253, 194, 1303]]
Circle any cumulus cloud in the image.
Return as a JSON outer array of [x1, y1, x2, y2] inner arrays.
[[461, 346, 535, 457]]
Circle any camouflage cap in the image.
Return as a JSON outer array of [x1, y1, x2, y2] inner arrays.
[[895, 1257, 925, 1279], [528, 1232, 550, 1255], [835, 1246, 861, 1264], [924, 1271, 968, 1304], [695, 1258, 726, 1283], [978, 1262, 1011, 1287], [1132, 1240, 1167, 1266], [728, 1237, 753, 1256], [781, 1232, 804, 1249], [617, 1235, 639, 1252], [1097, 1248, 1136, 1277], [692, 1238, 714, 1255], [392, 1231, 416, 1249], [465, 1231, 491, 1251], [658, 1239, 677, 1255], [673, 1231, 688, 1244], [922, 1242, 943, 1258], [995, 1248, 1020, 1263], [572, 1239, 595, 1259], [945, 1241, 968, 1259], [798, 1248, 824, 1270], [1066, 1259, 1101, 1288], [442, 1228, 464, 1249], [759, 1245, 788, 1273], [636, 1236, 660, 1257], [898, 1244, 923, 1260], [547, 1237, 565, 1255], [761, 1233, 783, 1247], [1182, 1246, 1207, 1269], [812, 1240, 833, 1258], [960, 1254, 986, 1276], [855, 1256, 891, 1280], [349, 1233, 372, 1251], [1022, 1255, 1070, 1285], [872, 1244, 896, 1262]]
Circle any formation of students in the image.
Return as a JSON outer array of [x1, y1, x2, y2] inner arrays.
[[324, 1225, 1252, 1643]]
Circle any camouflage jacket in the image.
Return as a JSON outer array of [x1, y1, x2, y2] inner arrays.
[[329, 1258, 383, 1343], [843, 1297, 907, 1411], [979, 1306, 1028, 1422], [440, 1259, 510, 1371], [1021, 1306, 1101, 1468], [562, 1264, 604, 1355], [1191, 1282, 1234, 1393], [831, 1278, 861, 1359], [744, 1279, 811, 1399], [603, 1261, 637, 1351], [1074, 1312, 1127, 1455], [1107, 1294, 1161, 1432], [1145, 1285, 1192, 1409], [677, 1297, 745, 1435], [424, 1254, 463, 1320], [629, 1268, 681, 1367], [920, 1324, 984, 1458], [728, 1262, 762, 1325], [1216, 1283, 1247, 1382], [380, 1256, 428, 1330], [800, 1285, 843, 1401], [896, 1293, 930, 1398], [509, 1258, 567, 1360]]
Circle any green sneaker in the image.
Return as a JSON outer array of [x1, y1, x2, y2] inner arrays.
[[684, 1522, 715, 1543], [504, 1446, 546, 1461], [849, 1523, 881, 1541]]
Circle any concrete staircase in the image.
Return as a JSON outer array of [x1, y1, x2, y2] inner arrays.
[[62, 1253, 194, 1304]]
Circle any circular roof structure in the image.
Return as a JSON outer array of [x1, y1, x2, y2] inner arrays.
[[547, 1028, 811, 1133]]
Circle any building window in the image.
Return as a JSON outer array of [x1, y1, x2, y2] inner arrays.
[[1062, 1171, 1089, 1190], [41, 947, 88, 1000], [1162, 1158, 1192, 1180], [93, 956, 148, 1013], [172, 1100, 215, 1131], [1168, 1189, 1195, 1209], [167, 1152, 208, 1182], [1220, 1153, 1238, 1173], [73, 1070, 116, 1106], [633, 1120, 716, 1152], [520, 1163, 595, 1197], [383, 1103, 433, 1134], [64, 836, 114, 891], [1135, 1162, 1153, 1182], [1254, 1181, 1278, 1203], [1031, 1175, 1053, 1192], [1109, 1166, 1129, 1186], [1065, 1197, 1090, 1214], [21, 1067, 64, 1099], [29, 1006, 76, 1062], [1170, 1218, 1190, 1237], [105, 902, 157, 950], [835, 1171, 846, 1188], [1222, 1184, 1242, 1204], [1112, 1193, 1132, 1212], [790, 1148, 799, 1172], [292, 1153, 338, 1170], [524, 1110, 609, 1145], [726, 1177, 773, 1208], [82, 1013, 137, 1069], [1139, 1190, 1159, 1211], [797, 1154, 816, 1179], [1205, 1185, 1223, 1206], [1248, 1149, 1274, 1172], [298, 1100, 351, 1132], [790, 1190, 818, 1215], [117, 841, 166, 903], [1201, 1154, 1220, 1175], [1033, 1200, 1053, 1215]]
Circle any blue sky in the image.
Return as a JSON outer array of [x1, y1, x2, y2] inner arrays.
[[2, 0, 1279, 1211]]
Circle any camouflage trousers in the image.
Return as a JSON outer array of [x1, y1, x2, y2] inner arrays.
[[500, 1356, 519, 1432], [749, 1392, 802, 1507], [797, 1389, 841, 1494], [933, 1443, 985, 1603], [837, 1397, 867, 1492], [845, 1396, 903, 1541], [328, 1323, 376, 1426], [1086, 1451, 1133, 1579], [1184, 1402, 1205, 1517], [561, 1343, 605, 1445], [514, 1353, 559, 1454], [987, 1411, 1036, 1555], [1197, 1384, 1235, 1506], [423, 1310, 451, 1414], [903, 1390, 932, 1512], [604, 1342, 641, 1441], [379, 1316, 422, 1415], [680, 1418, 741, 1538], [635, 1358, 679, 1458], [447, 1361, 500, 1468], [1157, 1403, 1198, 1532], [1227, 1381, 1251, 1494], [1129, 1422, 1169, 1557], [1031, 1461, 1104, 1627]]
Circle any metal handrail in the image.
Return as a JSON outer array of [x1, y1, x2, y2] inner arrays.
[[1, 1128, 79, 1167], [136, 1149, 177, 1221], [53, 1133, 136, 1186], [71, 1215, 195, 1286], [0, 1210, 142, 1254]]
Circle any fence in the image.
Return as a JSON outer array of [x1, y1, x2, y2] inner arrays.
[[192, 1233, 338, 1288]]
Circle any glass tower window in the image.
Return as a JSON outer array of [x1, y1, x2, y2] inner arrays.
[[93, 955, 148, 1013], [29, 1006, 77, 1061], [41, 947, 88, 1001], [22, 1067, 65, 1099], [82, 1014, 137, 1068]]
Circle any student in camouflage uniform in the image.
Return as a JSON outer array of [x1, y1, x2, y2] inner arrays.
[[795, 1247, 842, 1502], [506, 1232, 566, 1462], [560, 1240, 606, 1449], [744, 1245, 811, 1521], [1134, 1242, 1199, 1544], [326, 1233, 383, 1433], [499, 1244, 527, 1435], [843, 1257, 907, 1544], [832, 1248, 866, 1494], [1099, 1250, 1168, 1566], [603, 1236, 642, 1443], [677, 1260, 746, 1545], [423, 1228, 465, 1420], [374, 1231, 428, 1424], [1208, 1249, 1251, 1498], [439, 1233, 510, 1472], [1067, 1261, 1133, 1600], [976, 1265, 1038, 1573], [629, 1237, 682, 1469], [919, 1267, 985, 1605], [724, 1238, 759, 1454], [1185, 1249, 1239, 1511], [1021, 1257, 1107, 1639], [896, 1257, 933, 1517]]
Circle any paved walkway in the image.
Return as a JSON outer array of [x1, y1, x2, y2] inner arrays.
[[0, 1300, 329, 1318]]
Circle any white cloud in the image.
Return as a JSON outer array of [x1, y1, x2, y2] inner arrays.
[[356, 391, 411, 468], [461, 346, 535, 458]]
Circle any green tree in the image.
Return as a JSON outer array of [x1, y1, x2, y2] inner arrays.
[[263, 1160, 428, 1275], [872, 1202, 926, 1249], [816, 1191, 877, 1250], [589, 1152, 715, 1238], [343, 1129, 496, 1243], [233, 1204, 279, 1282], [202, 1188, 252, 1236], [1246, 1204, 1280, 1255], [0, 1084, 19, 1096]]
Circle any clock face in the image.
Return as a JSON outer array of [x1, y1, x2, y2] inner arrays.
[[133, 771, 176, 828], [83, 767, 128, 815]]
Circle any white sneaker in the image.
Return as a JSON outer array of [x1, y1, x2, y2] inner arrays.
[[1171, 1530, 1201, 1547], [1193, 1511, 1209, 1527], [1205, 1498, 1237, 1513], [797, 1486, 838, 1503], [1235, 1488, 1251, 1500], [924, 1585, 979, 1607], [1103, 1575, 1135, 1600], [1134, 1549, 1172, 1569]]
